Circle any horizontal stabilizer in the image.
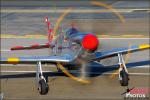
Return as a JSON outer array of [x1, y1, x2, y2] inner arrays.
[[10, 43, 53, 50]]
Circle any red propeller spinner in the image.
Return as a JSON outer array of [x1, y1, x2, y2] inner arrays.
[[82, 34, 99, 51]]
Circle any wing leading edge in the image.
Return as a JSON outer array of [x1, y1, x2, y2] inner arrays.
[[0, 54, 74, 64], [95, 44, 150, 60]]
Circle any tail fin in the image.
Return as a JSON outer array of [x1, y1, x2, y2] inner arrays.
[[45, 16, 53, 43]]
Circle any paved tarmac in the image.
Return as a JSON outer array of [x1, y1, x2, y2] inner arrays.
[[0, 38, 149, 100], [0, 0, 150, 99]]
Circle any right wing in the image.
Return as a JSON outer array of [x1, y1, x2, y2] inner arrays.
[[0, 54, 74, 64]]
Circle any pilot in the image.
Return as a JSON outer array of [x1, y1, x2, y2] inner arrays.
[[66, 27, 79, 36], [64, 27, 79, 42]]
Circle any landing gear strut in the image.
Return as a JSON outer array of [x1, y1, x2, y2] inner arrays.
[[36, 61, 49, 95], [118, 53, 129, 86]]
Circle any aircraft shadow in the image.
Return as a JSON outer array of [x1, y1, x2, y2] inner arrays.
[[0, 60, 149, 79]]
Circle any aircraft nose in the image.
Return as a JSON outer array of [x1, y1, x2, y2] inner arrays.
[[82, 34, 99, 51]]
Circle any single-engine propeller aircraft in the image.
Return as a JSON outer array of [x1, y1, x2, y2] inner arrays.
[[0, 17, 150, 95]]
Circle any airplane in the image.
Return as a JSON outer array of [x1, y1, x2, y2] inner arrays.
[[0, 16, 150, 95]]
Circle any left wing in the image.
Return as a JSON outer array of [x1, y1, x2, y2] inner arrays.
[[95, 44, 150, 60], [0, 54, 74, 64]]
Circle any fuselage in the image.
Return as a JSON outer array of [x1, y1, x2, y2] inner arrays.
[[51, 27, 99, 62]]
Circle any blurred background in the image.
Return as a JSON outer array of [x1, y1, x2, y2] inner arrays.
[[1, 0, 149, 37]]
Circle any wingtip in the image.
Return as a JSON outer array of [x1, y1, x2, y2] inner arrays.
[[139, 44, 150, 49]]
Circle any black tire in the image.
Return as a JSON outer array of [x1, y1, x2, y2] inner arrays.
[[38, 79, 49, 95], [120, 70, 129, 86]]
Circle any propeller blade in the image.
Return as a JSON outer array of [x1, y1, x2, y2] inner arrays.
[[80, 62, 90, 81], [57, 62, 90, 84]]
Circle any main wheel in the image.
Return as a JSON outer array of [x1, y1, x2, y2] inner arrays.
[[120, 70, 129, 86], [38, 79, 49, 95]]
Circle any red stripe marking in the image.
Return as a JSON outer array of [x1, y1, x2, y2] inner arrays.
[[45, 43, 49, 45], [31, 44, 40, 47], [11, 46, 24, 50]]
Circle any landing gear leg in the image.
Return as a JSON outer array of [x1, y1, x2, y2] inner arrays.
[[118, 53, 129, 86], [36, 61, 49, 95]]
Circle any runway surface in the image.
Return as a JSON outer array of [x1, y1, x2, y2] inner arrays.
[[0, 38, 149, 100], [0, 0, 150, 99]]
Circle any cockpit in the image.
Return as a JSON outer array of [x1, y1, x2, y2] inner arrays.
[[65, 27, 79, 37]]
